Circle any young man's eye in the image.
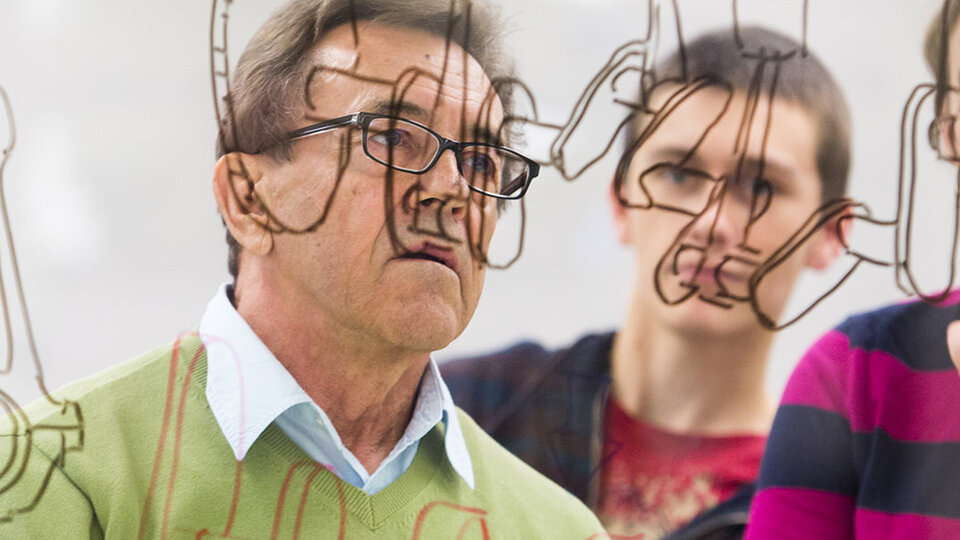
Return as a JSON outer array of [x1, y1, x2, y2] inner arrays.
[[753, 177, 786, 199], [667, 166, 688, 183], [649, 163, 693, 184], [754, 178, 772, 194]]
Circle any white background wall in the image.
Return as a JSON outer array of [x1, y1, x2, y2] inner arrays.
[[0, 0, 949, 407]]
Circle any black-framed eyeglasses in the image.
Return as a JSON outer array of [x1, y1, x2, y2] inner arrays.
[[282, 112, 540, 200]]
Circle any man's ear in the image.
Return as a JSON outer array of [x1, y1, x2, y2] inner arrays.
[[805, 205, 853, 270], [212, 153, 274, 256], [609, 177, 632, 245]]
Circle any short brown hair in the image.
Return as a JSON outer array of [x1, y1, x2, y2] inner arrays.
[[624, 26, 851, 205], [218, 0, 516, 279], [924, 0, 960, 110]]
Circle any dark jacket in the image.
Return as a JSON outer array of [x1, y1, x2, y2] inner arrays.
[[442, 332, 752, 540]]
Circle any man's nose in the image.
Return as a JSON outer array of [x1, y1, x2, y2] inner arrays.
[[684, 177, 755, 250], [413, 149, 468, 222]]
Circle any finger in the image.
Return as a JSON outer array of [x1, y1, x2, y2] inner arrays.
[[946, 320, 960, 374]]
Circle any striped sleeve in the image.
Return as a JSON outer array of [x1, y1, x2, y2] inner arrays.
[[749, 302, 960, 539], [747, 329, 857, 539]]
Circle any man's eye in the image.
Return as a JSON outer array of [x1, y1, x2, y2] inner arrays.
[[650, 164, 689, 184], [463, 152, 499, 175], [370, 129, 408, 147], [742, 176, 775, 197], [666, 166, 688, 184], [753, 178, 772, 195]]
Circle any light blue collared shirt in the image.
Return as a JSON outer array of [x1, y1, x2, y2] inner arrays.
[[199, 283, 474, 495]]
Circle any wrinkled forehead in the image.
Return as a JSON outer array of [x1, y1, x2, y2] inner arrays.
[[301, 21, 503, 134]]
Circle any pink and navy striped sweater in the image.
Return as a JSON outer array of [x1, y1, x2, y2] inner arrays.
[[748, 292, 960, 539]]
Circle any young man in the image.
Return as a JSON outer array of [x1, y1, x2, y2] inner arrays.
[[749, 2, 960, 537], [0, 0, 607, 537], [443, 27, 851, 539]]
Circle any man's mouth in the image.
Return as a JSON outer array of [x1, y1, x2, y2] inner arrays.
[[675, 264, 743, 286], [395, 242, 459, 273], [669, 245, 758, 293]]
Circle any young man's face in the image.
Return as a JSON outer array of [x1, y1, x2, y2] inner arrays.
[[235, 22, 503, 354], [938, 20, 960, 154], [613, 86, 837, 337]]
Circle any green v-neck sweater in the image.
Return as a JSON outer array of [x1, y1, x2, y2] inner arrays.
[[0, 334, 606, 538]]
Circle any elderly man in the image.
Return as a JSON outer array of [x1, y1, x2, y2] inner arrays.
[[0, 0, 606, 537]]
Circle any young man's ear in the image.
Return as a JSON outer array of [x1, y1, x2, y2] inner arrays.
[[609, 177, 633, 245], [805, 203, 853, 270], [213, 153, 274, 256]]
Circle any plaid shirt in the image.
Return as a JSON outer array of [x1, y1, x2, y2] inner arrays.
[[442, 332, 754, 540]]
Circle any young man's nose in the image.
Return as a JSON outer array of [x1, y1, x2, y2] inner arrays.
[[684, 178, 755, 250]]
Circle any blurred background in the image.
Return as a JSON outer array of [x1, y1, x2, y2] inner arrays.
[[0, 0, 949, 407]]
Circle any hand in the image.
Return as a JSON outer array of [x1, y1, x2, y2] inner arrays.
[[947, 321, 960, 375]]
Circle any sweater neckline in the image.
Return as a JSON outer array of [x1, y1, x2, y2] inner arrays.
[[258, 420, 446, 529], [182, 333, 450, 530]]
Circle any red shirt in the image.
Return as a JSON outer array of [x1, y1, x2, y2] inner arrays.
[[596, 398, 766, 539]]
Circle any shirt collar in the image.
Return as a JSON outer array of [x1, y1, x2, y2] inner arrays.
[[199, 283, 474, 488]]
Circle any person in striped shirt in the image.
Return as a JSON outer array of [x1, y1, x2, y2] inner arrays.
[[748, 1, 960, 538]]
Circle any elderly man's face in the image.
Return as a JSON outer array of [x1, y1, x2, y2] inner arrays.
[[249, 22, 503, 353]]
